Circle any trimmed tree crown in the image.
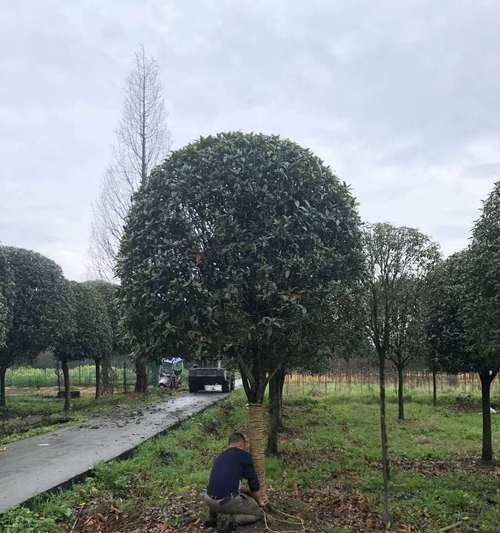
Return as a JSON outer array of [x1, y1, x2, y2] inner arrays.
[[118, 132, 362, 400], [0, 246, 67, 367]]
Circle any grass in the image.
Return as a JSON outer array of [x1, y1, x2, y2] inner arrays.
[[5, 365, 136, 388], [0, 386, 498, 532]]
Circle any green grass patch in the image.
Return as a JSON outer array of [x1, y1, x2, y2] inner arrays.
[[5, 365, 137, 388], [0, 387, 498, 532]]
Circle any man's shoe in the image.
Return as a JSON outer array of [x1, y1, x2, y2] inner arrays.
[[204, 519, 217, 529]]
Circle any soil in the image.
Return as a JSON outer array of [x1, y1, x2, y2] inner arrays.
[[69, 486, 383, 533]]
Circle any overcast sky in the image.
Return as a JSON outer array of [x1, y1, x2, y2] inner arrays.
[[1, 0, 499, 281]]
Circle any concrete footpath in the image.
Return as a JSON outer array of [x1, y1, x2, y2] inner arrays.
[[0, 390, 231, 513]]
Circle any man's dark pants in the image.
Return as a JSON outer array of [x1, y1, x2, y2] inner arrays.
[[204, 493, 263, 526]]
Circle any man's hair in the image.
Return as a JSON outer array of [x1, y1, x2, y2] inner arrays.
[[228, 431, 247, 446]]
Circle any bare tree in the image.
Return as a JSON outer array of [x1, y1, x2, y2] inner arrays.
[[89, 46, 171, 281]]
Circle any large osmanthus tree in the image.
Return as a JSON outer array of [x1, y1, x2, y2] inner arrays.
[[427, 182, 499, 463], [72, 282, 113, 399], [0, 247, 14, 353], [118, 132, 362, 501], [361, 223, 440, 524], [389, 268, 439, 421], [85, 280, 125, 394], [53, 281, 79, 412], [0, 247, 67, 407], [266, 280, 367, 456], [54, 281, 113, 404]]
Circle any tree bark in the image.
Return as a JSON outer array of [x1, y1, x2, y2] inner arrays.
[[378, 353, 391, 526], [101, 356, 114, 395], [432, 367, 437, 407], [479, 370, 496, 464], [248, 403, 267, 503], [397, 365, 404, 421], [61, 360, 71, 412], [267, 372, 281, 456], [56, 361, 61, 395], [95, 360, 101, 399], [135, 356, 148, 393], [0, 365, 7, 408], [123, 359, 128, 394], [278, 369, 286, 428]]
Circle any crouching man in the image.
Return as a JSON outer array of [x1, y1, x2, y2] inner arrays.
[[204, 431, 265, 531]]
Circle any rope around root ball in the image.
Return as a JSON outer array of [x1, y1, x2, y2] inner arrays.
[[247, 403, 268, 500], [246, 403, 305, 532], [263, 507, 306, 533]]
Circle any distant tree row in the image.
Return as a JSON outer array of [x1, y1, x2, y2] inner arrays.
[[0, 246, 122, 410]]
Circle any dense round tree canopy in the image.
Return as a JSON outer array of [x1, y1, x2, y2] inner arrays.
[[468, 181, 500, 365], [1, 247, 67, 363], [0, 246, 67, 406], [0, 247, 14, 350], [119, 132, 362, 396], [119, 132, 363, 498], [71, 281, 113, 364]]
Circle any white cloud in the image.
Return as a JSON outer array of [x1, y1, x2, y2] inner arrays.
[[1, 0, 499, 278]]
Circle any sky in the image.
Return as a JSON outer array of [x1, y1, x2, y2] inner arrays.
[[1, 0, 499, 281]]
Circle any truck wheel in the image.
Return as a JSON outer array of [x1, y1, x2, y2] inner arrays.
[[189, 383, 198, 393], [222, 381, 230, 393]]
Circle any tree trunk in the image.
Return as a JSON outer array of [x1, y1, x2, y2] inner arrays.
[[479, 370, 496, 464], [278, 369, 286, 429], [378, 353, 391, 526], [56, 361, 61, 394], [248, 403, 267, 503], [0, 365, 7, 408], [432, 367, 437, 407], [135, 356, 148, 393], [397, 365, 404, 421], [95, 360, 101, 399], [123, 359, 128, 394], [267, 372, 281, 456], [101, 356, 114, 395], [61, 360, 71, 412]]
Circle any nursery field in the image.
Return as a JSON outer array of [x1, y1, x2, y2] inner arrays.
[[5, 365, 136, 389], [0, 385, 498, 533]]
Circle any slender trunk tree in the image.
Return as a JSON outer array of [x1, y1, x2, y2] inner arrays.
[[363, 224, 440, 527], [135, 356, 148, 393], [123, 359, 128, 393], [426, 248, 500, 465], [101, 357, 114, 394], [432, 366, 437, 406], [378, 351, 391, 524], [267, 369, 284, 456], [0, 365, 6, 408], [397, 364, 404, 420], [61, 360, 71, 412], [479, 370, 497, 463], [95, 360, 101, 399]]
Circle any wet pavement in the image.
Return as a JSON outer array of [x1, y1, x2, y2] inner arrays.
[[0, 389, 233, 513]]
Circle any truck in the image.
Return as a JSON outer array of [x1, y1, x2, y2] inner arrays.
[[188, 360, 235, 393]]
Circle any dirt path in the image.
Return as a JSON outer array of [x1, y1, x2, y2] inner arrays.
[[0, 389, 233, 513]]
